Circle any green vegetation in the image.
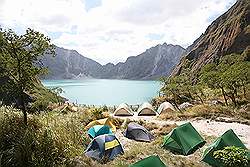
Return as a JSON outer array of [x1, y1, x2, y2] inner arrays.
[[160, 50, 250, 108], [0, 105, 219, 167], [0, 105, 111, 167], [200, 52, 250, 107], [0, 26, 249, 167], [0, 28, 55, 125], [157, 104, 250, 123], [29, 84, 65, 113], [213, 146, 249, 167], [0, 106, 82, 167]]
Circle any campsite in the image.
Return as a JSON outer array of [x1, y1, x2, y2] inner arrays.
[[76, 102, 250, 167], [0, 100, 249, 167], [35, 103, 250, 166], [1, 0, 250, 166]]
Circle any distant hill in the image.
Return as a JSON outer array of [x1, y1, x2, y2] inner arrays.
[[171, 0, 250, 76], [41, 47, 103, 79], [42, 43, 185, 80], [99, 43, 185, 80]]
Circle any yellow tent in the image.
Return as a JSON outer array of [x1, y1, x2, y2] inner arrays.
[[86, 118, 116, 132]]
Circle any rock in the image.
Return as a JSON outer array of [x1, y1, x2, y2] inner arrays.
[[171, 0, 250, 77], [99, 43, 186, 80], [41, 46, 103, 79], [42, 43, 186, 80]]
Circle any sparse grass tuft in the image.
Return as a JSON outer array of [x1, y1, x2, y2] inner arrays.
[[157, 104, 246, 121]]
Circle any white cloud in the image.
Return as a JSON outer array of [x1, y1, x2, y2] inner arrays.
[[0, 0, 236, 64]]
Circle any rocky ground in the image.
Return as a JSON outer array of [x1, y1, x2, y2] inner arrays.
[[113, 114, 250, 148]]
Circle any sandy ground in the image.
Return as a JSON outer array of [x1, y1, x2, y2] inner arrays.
[[113, 113, 250, 149]]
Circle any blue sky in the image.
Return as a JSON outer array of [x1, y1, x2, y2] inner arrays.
[[84, 0, 102, 11], [0, 0, 237, 64]]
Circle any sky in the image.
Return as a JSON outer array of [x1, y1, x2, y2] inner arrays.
[[0, 0, 236, 65]]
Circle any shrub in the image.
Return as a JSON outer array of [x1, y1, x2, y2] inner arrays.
[[213, 146, 249, 167], [0, 106, 84, 167]]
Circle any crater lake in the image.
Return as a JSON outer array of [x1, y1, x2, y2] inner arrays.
[[42, 79, 161, 106]]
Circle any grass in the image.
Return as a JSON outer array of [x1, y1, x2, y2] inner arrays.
[[0, 104, 127, 167], [71, 131, 216, 167], [158, 104, 250, 123], [0, 105, 96, 167], [0, 102, 248, 167], [66, 117, 216, 167]]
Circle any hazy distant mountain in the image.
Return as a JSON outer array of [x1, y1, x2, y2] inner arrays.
[[41, 47, 103, 79], [99, 43, 185, 79], [171, 0, 250, 76], [42, 43, 185, 80]]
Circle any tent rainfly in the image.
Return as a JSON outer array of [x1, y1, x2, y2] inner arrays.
[[88, 125, 113, 139], [202, 129, 249, 167], [162, 122, 205, 155], [157, 102, 175, 114], [124, 122, 154, 142], [85, 118, 116, 132], [129, 155, 167, 167], [137, 102, 157, 116], [114, 103, 134, 116], [179, 102, 193, 110], [85, 134, 124, 160]]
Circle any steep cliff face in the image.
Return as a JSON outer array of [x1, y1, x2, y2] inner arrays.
[[100, 43, 185, 79], [41, 47, 103, 79], [42, 43, 185, 80], [172, 0, 250, 76]]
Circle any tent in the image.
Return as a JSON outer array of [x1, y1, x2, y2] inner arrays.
[[114, 103, 134, 116], [130, 155, 167, 167], [179, 102, 193, 110], [137, 102, 157, 116], [88, 125, 113, 139], [85, 134, 124, 160], [157, 102, 175, 114], [202, 129, 248, 167], [124, 122, 154, 142], [86, 118, 116, 132], [162, 122, 205, 155]]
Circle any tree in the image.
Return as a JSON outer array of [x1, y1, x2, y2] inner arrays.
[[160, 76, 181, 110], [160, 70, 201, 109], [200, 53, 250, 107], [0, 28, 54, 125], [200, 63, 229, 106]]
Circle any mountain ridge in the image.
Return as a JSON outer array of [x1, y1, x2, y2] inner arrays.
[[171, 0, 250, 76], [42, 43, 186, 80]]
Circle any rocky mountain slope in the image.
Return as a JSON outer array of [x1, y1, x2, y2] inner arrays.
[[42, 43, 185, 80], [41, 47, 103, 79], [99, 43, 185, 80], [171, 0, 250, 76]]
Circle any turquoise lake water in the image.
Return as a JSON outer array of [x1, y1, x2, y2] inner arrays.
[[42, 79, 161, 106]]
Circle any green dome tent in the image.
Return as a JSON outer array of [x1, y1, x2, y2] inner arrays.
[[87, 125, 113, 139], [202, 129, 248, 167], [162, 122, 205, 155], [129, 155, 167, 167]]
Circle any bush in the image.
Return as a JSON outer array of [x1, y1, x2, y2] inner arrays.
[[213, 146, 249, 167], [29, 85, 65, 113], [0, 106, 84, 167]]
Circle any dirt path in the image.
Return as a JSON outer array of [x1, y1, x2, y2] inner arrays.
[[113, 115, 250, 148]]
